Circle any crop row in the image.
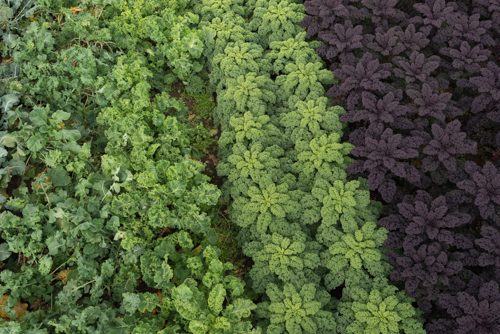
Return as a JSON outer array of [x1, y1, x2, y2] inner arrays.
[[303, 0, 500, 332], [198, 0, 424, 333], [0, 1, 256, 332]]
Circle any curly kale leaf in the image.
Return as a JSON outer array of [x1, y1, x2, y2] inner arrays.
[[338, 277, 425, 334], [249, 0, 305, 45], [244, 232, 320, 283], [312, 178, 372, 226], [260, 283, 335, 334], [233, 177, 298, 234], [322, 222, 388, 288]]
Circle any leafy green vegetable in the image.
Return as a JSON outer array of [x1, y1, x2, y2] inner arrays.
[[338, 277, 425, 334], [0, 1, 256, 332], [259, 283, 335, 334]]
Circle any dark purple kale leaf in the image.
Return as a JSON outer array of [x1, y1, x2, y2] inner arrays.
[[303, 0, 349, 37], [470, 62, 500, 113], [475, 225, 500, 270], [447, 13, 494, 46], [414, 0, 455, 28], [397, 191, 471, 245], [393, 52, 440, 83], [393, 241, 463, 298], [361, 0, 406, 21], [333, 53, 392, 95], [350, 124, 423, 201], [345, 90, 410, 124], [437, 281, 500, 334], [366, 27, 407, 56], [457, 162, 500, 221], [406, 82, 451, 121], [441, 41, 491, 72], [317, 20, 364, 60], [395, 24, 430, 52], [422, 120, 477, 172]]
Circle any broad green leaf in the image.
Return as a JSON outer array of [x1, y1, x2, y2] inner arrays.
[[48, 167, 71, 187], [0, 243, 11, 261]]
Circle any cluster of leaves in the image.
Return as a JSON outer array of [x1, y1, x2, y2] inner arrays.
[[303, 0, 500, 332], [0, 0, 257, 332], [1, 0, 36, 134], [1, 0, 36, 81], [197, 0, 424, 333]]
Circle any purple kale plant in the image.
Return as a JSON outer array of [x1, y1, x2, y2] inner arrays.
[[421, 120, 477, 173], [349, 124, 422, 201], [383, 191, 472, 247], [405, 83, 451, 121], [435, 281, 500, 334]]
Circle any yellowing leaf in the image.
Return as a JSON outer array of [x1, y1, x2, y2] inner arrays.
[[56, 269, 71, 283], [32, 174, 51, 191], [192, 245, 203, 255], [0, 295, 28, 320], [70, 6, 83, 14]]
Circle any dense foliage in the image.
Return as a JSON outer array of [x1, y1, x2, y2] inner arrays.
[[4, 0, 492, 332], [303, 0, 500, 332], [0, 1, 256, 332], [197, 0, 424, 333]]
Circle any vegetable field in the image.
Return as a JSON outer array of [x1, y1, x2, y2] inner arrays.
[[0, 0, 498, 333]]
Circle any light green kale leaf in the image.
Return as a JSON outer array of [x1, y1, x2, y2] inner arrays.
[[202, 13, 257, 57], [219, 143, 281, 183], [321, 222, 388, 289], [233, 177, 298, 234], [217, 72, 276, 124], [261, 283, 335, 334], [312, 178, 372, 226], [275, 62, 334, 102], [212, 41, 268, 85], [295, 133, 352, 176], [338, 277, 425, 334], [281, 97, 344, 137], [266, 32, 320, 74], [249, 0, 305, 45], [244, 232, 320, 283], [197, 0, 247, 23], [230, 112, 271, 143]]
